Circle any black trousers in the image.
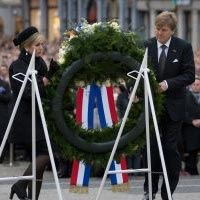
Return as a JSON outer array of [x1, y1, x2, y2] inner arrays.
[[144, 114, 182, 200], [185, 150, 199, 175]]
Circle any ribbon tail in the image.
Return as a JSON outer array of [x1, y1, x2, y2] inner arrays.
[[95, 84, 107, 128]]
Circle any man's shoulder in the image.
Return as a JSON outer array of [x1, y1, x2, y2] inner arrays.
[[144, 36, 191, 47], [186, 89, 197, 100], [171, 36, 191, 48]]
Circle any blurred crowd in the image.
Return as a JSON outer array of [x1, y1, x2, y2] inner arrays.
[[0, 35, 61, 72], [194, 49, 200, 76], [1, 34, 200, 177]]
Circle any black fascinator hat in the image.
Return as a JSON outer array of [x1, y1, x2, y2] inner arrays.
[[13, 26, 39, 46]]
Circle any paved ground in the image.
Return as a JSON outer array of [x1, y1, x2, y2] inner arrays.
[[0, 161, 200, 200]]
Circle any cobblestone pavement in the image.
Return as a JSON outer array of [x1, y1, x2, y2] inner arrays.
[[0, 162, 200, 200]]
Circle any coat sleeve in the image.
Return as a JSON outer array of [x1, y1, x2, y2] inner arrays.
[[9, 61, 46, 101]]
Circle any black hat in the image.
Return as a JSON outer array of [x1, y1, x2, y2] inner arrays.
[[13, 26, 38, 46]]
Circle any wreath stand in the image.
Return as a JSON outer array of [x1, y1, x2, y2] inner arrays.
[[0, 50, 63, 200], [96, 49, 172, 200]]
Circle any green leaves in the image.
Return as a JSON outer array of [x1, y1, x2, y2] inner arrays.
[[45, 20, 164, 164]]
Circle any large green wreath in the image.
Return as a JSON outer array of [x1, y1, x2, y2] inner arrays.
[[46, 20, 164, 164]]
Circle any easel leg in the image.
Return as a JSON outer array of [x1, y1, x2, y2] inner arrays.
[[32, 75, 64, 200], [143, 68, 172, 200]]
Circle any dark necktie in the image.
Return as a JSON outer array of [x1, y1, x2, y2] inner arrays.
[[159, 44, 167, 80]]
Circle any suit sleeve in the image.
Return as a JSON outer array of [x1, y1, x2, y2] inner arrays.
[[166, 42, 195, 91]]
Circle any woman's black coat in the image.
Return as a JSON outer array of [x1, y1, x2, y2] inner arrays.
[[9, 49, 48, 144]]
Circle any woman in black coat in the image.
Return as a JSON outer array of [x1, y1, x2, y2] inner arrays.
[[9, 26, 58, 200], [182, 78, 200, 175], [0, 78, 11, 162]]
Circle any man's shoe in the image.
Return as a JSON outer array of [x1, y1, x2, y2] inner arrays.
[[142, 192, 156, 200]]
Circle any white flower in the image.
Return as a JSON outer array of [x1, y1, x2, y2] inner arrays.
[[91, 22, 102, 30], [58, 43, 71, 64], [109, 21, 120, 31], [58, 19, 122, 64], [81, 23, 94, 35], [58, 56, 65, 64]]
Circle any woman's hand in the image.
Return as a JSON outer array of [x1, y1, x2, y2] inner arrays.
[[45, 59, 59, 80], [43, 76, 50, 86]]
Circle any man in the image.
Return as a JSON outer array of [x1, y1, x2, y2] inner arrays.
[[182, 77, 200, 175], [143, 11, 195, 200]]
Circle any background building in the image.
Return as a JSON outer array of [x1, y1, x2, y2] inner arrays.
[[0, 0, 22, 36], [0, 0, 200, 49]]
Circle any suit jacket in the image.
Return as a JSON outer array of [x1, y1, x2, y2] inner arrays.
[[145, 36, 195, 121]]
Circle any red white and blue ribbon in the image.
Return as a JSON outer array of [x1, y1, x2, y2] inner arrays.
[[75, 84, 118, 129], [70, 160, 91, 187], [109, 157, 129, 185], [101, 85, 118, 125], [88, 84, 106, 129], [81, 85, 90, 129], [75, 87, 84, 125]]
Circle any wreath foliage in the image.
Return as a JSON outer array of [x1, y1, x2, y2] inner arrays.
[[45, 20, 164, 165]]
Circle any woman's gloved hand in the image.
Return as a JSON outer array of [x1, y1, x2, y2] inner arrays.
[[45, 58, 59, 80]]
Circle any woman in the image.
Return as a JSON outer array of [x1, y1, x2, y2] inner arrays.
[[182, 77, 200, 175], [9, 26, 58, 200]]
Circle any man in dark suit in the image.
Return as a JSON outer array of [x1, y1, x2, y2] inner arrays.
[[143, 11, 195, 200]]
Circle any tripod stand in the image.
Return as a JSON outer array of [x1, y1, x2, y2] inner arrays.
[[0, 51, 63, 200], [96, 49, 172, 200]]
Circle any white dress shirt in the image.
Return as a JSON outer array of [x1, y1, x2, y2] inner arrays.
[[156, 37, 172, 88], [157, 37, 171, 62]]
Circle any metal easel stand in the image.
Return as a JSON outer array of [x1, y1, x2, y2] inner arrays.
[[0, 50, 63, 200], [95, 49, 172, 200]]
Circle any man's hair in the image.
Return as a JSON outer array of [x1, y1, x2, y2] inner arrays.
[[155, 11, 177, 31], [195, 75, 200, 81]]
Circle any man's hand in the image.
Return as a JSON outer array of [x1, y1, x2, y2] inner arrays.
[[192, 119, 200, 128], [133, 95, 139, 103], [159, 81, 168, 92]]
